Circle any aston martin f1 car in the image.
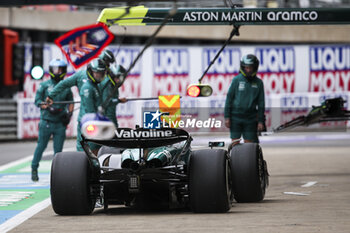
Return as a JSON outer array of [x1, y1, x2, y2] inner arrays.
[[50, 118, 269, 215]]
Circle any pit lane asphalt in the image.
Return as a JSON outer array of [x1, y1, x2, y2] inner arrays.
[[2, 132, 350, 233]]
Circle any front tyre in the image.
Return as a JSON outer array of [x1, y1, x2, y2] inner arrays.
[[51, 152, 96, 215]]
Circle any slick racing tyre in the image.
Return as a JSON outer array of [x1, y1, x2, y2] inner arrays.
[[51, 152, 96, 215], [230, 143, 268, 203], [189, 149, 231, 213]]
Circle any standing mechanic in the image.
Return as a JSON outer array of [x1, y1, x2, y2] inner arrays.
[[224, 54, 265, 146], [32, 59, 73, 181], [77, 58, 107, 154]]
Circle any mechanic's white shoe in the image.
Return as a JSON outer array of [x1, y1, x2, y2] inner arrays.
[[31, 169, 39, 182]]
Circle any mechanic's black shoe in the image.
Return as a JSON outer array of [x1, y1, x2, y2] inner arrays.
[[31, 169, 39, 182]]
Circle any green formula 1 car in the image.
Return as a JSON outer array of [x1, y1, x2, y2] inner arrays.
[[50, 118, 269, 215]]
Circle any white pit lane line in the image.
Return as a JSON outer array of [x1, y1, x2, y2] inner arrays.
[[0, 147, 75, 233], [283, 192, 311, 196], [301, 181, 318, 187], [0, 199, 52, 233]]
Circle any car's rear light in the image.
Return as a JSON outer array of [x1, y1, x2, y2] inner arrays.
[[81, 112, 116, 141]]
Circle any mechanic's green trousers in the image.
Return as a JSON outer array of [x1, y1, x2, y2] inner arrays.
[[32, 120, 66, 170], [229, 116, 259, 143]]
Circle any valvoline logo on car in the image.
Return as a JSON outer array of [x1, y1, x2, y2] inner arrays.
[[115, 129, 173, 138]]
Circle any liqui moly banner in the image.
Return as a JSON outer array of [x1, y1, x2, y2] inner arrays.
[[309, 45, 350, 92], [18, 43, 350, 99], [201, 48, 241, 96], [256, 47, 296, 94], [152, 48, 190, 96], [115, 47, 142, 98], [17, 43, 350, 138]]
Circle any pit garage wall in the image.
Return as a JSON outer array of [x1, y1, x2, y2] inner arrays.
[[17, 44, 350, 138]]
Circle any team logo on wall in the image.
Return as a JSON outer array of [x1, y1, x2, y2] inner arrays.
[[255, 47, 296, 94], [309, 45, 350, 92], [152, 48, 190, 96]]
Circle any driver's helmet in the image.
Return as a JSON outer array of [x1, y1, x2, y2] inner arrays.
[[239, 54, 259, 79], [87, 58, 107, 83], [49, 59, 67, 83], [99, 49, 115, 67]]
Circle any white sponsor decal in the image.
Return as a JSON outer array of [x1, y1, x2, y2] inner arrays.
[[182, 11, 318, 22], [164, 118, 222, 128], [115, 129, 173, 138], [267, 11, 318, 21], [183, 11, 262, 22]]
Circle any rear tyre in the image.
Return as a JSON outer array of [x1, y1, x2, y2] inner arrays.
[[189, 149, 231, 213], [51, 152, 96, 215], [230, 143, 268, 203]]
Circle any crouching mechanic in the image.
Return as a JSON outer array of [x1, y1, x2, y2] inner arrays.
[[224, 54, 265, 147], [99, 64, 128, 128], [77, 58, 106, 154], [98, 48, 127, 128], [32, 59, 74, 181]]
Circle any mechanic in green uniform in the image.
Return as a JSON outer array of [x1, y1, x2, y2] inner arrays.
[[46, 66, 87, 103], [32, 59, 74, 181], [224, 54, 265, 145], [46, 49, 116, 103], [98, 49, 128, 127], [77, 58, 106, 154], [100, 64, 128, 127]]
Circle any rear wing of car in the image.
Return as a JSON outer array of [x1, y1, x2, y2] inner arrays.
[[84, 127, 190, 148]]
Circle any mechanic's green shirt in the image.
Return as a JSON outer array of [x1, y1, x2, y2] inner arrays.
[[78, 79, 102, 122], [48, 70, 87, 99], [224, 73, 265, 123], [35, 79, 73, 122], [99, 76, 120, 127]]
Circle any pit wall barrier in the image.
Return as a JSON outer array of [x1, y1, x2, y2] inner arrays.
[[15, 43, 350, 139]]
